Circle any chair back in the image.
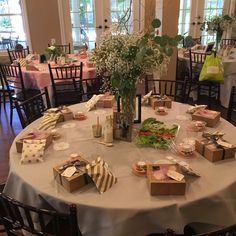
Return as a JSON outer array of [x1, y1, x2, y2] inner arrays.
[[7, 46, 30, 63], [0, 63, 27, 99], [227, 86, 236, 125], [0, 192, 81, 236], [15, 87, 51, 128], [48, 63, 83, 106], [221, 38, 236, 47], [82, 76, 102, 101], [189, 49, 208, 81], [145, 76, 188, 103]]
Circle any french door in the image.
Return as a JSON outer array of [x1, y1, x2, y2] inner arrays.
[[178, 0, 234, 44], [70, 0, 142, 50]]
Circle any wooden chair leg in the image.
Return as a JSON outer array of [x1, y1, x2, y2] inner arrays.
[[3, 91, 6, 110], [9, 99, 13, 126], [208, 86, 212, 109], [0, 93, 2, 114]]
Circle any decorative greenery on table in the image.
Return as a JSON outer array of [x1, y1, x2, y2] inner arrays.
[[135, 118, 179, 149], [91, 18, 182, 116], [45, 44, 62, 57]]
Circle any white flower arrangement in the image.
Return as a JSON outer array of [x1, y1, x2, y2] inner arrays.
[[201, 14, 236, 35], [91, 19, 182, 96]]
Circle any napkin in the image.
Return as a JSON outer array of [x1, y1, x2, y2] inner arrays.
[[85, 95, 103, 111], [38, 112, 61, 131], [85, 157, 117, 194], [141, 90, 152, 104], [16, 58, 27, 67], [21, 139, 46, 164]]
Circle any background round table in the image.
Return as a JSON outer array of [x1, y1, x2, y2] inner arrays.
[[4, 102, 236, 236]]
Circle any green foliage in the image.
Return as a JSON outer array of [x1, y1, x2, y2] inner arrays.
[[91, 18, 183, 97]]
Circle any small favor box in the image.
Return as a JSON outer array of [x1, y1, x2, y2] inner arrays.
[[96, 95, 115, 108], [195, 139, 236, 162], [149, 95, 172, 109], [146, 164, 186, 195], [60, 107, 74, 121], [192, 109, 220, 127], [16, 132, 52, 153], [53, 156, 91, 192]]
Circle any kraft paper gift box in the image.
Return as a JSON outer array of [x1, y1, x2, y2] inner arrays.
[[146, 164, 186, 195], [149, 95, 172, 109], [195, 138, 236, 162], [96, 95, 115, 108], [192, 109, 221, 127], [16, 132, 52, 153], [53, 156, 91, 192]]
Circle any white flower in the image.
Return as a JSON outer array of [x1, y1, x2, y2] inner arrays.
[[48, 46, 56, 51]]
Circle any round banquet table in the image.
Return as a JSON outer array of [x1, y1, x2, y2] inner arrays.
[[4, 102, 236, 236]]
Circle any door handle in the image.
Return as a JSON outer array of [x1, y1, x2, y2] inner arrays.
[[96, 25, 102, 29]]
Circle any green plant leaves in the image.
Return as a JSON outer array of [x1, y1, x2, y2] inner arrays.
[[152, 19, 161, 28]]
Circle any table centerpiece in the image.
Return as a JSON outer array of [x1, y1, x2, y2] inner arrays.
[[200, 14, 236, 51], [91, 18, 182, 120], [45, 44, 62, 62]]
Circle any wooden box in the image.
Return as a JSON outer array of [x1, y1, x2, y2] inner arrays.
[[53, 157, 91, 192], [149, 95, 172, 109], [192, 109, 221, 127], [96, 95, 115, 108], [16, 132, 52, 153], [195, 139, 236, 162], [146, 164, 186, 195]]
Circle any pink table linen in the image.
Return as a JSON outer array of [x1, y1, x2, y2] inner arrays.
[[21, 56, 97, 90]]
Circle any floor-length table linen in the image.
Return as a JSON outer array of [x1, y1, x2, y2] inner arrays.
[[4, 102, 236, 236]]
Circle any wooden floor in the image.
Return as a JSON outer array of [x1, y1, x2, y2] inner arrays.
[[0, 103, 22, 184], [0, 97, 229, 185]]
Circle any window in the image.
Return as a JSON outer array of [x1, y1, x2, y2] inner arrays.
[[201, 0, 224, 44], [178, 0, 224, 45], [178, 0, 191, 36], [70, 0, 96, 50], [0, 0, 26, 50]]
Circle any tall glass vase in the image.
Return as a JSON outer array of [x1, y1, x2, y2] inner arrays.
[[216, 30, 223, 52]]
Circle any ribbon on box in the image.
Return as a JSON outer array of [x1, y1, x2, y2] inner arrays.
[[186, 104, 207, 114], [85, 157, 117, 194], [201, 131, 233, 160]]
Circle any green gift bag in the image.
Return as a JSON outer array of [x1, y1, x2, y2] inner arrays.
[[199, 54, 224, 83]]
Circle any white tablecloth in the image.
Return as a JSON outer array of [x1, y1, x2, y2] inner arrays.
[[4, 102, 236, 236], [220, 57, 236, 107]]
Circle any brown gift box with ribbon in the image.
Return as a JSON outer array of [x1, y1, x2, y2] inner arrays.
[[146, 164, 186, 195], [96, 95, 115, 108], [192, 109, 221, 127], [195, 138, 236, 162], [149, 95, 172, 109], [16, 132, 52, 153], [53, 156, 91, 192]]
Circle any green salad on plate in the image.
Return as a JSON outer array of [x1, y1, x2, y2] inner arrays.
[[135, 118, 179, 149]]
